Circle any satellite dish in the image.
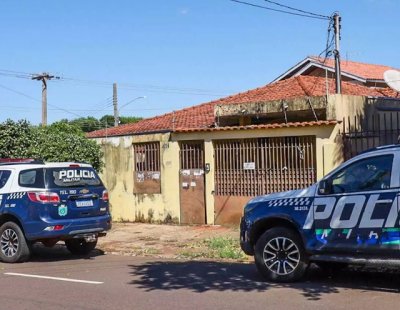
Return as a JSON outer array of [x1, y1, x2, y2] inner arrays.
[[384, 70, 400, 92]]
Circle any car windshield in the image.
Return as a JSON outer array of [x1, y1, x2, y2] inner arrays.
[[46, 167, 102, 188]]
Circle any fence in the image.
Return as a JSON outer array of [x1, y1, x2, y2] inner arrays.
[[341, 113, 400, 160], [214, 136, 316, 196]]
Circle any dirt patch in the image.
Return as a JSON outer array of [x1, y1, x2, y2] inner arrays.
[[97, 222, 250, 261]]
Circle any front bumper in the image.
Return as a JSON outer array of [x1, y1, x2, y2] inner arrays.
[[240, 217, 254, 255]]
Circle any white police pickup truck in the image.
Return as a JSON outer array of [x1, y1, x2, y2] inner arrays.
[[0, 160, 111, 263], [240, 144, 400, 282]]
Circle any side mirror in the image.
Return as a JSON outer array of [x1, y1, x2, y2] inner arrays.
[[318, 179, 332, 195]]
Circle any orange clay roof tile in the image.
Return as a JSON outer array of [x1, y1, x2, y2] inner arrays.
[[309, 56, 398, 80], [87, 75, 399, 138]]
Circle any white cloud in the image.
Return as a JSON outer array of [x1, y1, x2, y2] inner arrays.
[[179, 8, 189, 15]]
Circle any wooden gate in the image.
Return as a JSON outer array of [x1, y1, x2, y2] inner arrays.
[[179, 141, 206, 224], [214, 136, 316, 224]]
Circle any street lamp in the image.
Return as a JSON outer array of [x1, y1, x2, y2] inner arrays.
[[116, 96, 146, 126]]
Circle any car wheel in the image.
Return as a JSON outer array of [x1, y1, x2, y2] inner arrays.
[[65, 238, 97, 255], [0, 221, 31, 263], [254, 227, 309, 282]]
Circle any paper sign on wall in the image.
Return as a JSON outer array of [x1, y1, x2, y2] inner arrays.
[[243, 162, 255, 170]]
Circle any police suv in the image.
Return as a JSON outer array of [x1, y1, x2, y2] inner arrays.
[[0, 160, 111, 263], [240, 144, 400, 282]]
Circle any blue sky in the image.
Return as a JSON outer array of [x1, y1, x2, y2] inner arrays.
[[0, 0, 398, 125]]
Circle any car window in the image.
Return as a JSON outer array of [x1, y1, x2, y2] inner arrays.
[[46, 167, 102, 188], [0, 170, 11, 189], [330, 155, 393, 193], [19, 169, 45, 188]]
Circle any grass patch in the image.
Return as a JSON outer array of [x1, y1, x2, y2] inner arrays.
[[179, 237, 246, 260]]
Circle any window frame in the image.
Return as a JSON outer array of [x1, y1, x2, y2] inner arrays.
[[0, 170, 12, 189], [132, 142, 161, 194], [18, 168, 45, 188], [328, 154, 394, 194]]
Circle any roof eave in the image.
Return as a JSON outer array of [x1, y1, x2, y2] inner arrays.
[[273, 57, 371, 83], [271, 57, 313, 83], [89, 129, 172, 139]]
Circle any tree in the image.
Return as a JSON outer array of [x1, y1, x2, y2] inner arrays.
[[0, 119, 34, 158], [0, 119, 104, 171], [67, 117, 102, 133], [61, 115, 143, 133]]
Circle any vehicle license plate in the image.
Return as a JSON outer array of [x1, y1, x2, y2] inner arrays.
[[76, 200, 93, 207]]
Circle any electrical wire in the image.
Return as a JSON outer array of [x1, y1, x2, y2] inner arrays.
[[0, 83, 40, 102], [229, 0, 330, 20], [263, 0, 330, 19], [0, 68, 231, 96], [0, 82, 86, 119], [56, 78, 229, 96]]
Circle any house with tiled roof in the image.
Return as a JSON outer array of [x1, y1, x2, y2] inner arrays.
[[89, 58, 400, 226], [273, 56, 399, 87]]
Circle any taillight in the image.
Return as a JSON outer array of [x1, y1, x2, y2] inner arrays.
[[28, 192, 60, 204], [102, 190, 109, 201]]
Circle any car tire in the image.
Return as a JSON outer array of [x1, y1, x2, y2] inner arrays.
[[65, 238, 98, 255], [0, 221, 31, 263], [254, 227, 309, 282]]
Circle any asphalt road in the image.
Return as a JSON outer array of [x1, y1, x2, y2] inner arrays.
[[0, 246, 399, 310]]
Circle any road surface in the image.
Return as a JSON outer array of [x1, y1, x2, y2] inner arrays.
[[0, 246, 399, 310]]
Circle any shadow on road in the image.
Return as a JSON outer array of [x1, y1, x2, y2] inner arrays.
[[28, 244, 105, 262], [129, 261, 400, 300]]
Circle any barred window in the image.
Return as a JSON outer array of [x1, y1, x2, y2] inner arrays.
[[133, 142, 161, 194], [214, 136, 316, 196]]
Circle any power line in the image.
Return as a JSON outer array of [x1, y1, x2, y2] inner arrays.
[[0, 83, 40, 102], [0, 82, 85, 119], [0, 72, 33, 79], [56, 78, 229, 96], [229, 0, 330, 20], [0, 69, 34, 79], [0, 68, 231, 96], [263, 0, 330, 19]]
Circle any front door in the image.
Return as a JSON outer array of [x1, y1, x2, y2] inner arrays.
[[179, 141, 206, 224], [312, 153, 400, 253]]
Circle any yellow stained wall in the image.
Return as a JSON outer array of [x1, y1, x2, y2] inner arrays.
[[92, 94, 400, 225], [172, 124, 338, 224], [95, 133, 181, 223], [94, 124, 340, 224], [93, 127, 353, 225]]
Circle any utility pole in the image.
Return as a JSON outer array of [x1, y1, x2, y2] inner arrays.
[[113, 83, 119, 127], [32, 72, 59, 126], [333, 13, 342, 94]]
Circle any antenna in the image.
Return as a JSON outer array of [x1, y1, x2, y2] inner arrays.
[[384, 70, 400, 92]]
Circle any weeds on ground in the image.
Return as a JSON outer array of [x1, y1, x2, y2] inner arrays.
[[179, 236, 246, 260]]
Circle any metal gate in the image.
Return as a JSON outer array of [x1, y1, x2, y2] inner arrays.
[[342, 114, 400, 160], [179, 141, 206, 224], [213, 136, 316, 224]]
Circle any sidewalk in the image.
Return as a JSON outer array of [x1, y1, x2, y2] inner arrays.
[[97, 222, 246, 260]]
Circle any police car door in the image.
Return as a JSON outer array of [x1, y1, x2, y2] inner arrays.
[[312, 152, 399, 253]]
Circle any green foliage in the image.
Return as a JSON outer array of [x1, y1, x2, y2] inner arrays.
[[0, 119, 34, 158], [62, 117, 101, 133], [180, 236, 246, 260], [61, 115, 143, 133], [119, 116, 143, 125], [0, 119, 104, 171], [99, 115, 142, 127], [99, 115, 115, 128], [204, 237, 246, 259]]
